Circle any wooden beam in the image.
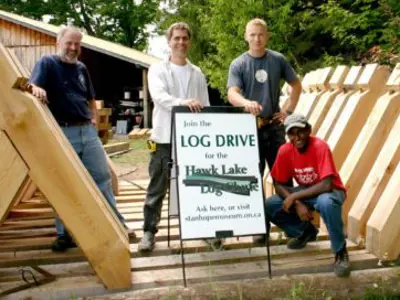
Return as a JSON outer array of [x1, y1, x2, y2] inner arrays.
[[0, 43, 131, 289], [348, 64, 400, 243], [142, 68, 149, 128], [106, 155, 119, 196], [316, 66, 363, 141], [326, 64, 389, 169], [340, 87, 400, 225], [0, 130, 28, 225], [366, 152, 400, 260], [348, 109, 400, 243], [309, 66, 349, 134]]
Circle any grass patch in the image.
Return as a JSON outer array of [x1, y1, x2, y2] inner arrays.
[[110, 137, 149, 166]]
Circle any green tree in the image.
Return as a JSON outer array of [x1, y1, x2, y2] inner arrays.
[[0, 0, 160, 49], [158, 0, 399, 97]]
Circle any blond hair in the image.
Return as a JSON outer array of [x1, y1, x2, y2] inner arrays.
[[245, 18, 268, 33], [57, 26, 82, 42], [166, 22, 191, 41]]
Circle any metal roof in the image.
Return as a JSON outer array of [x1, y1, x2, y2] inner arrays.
[[0, 10, 161, 68]]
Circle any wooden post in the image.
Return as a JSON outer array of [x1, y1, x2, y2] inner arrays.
[[326, 64, 389, 169], [301, 67, 334, 120], [366, 154, 400, 260], [294, 71, 314, 115], [348, 64, 400, 243], [142, 68, 149, 128], [309, 66, 349, 135], [0, 43, 131, 289], [316, 66, 363, 142], [340, 65, 400, 225], [0, 130, 28, 225]]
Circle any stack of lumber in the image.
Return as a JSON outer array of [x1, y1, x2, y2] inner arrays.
[[268, 63, 400, 261], [0, 180, 380, 299], [95, 100, 112, 144], [128, 128, 152, 139]]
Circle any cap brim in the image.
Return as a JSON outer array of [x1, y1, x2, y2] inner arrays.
[[285, 122, 307, 133]]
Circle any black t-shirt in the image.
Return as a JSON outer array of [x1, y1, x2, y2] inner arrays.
[[30, 55, 95, 123]]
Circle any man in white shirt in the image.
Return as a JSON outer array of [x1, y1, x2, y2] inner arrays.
[[139, 22, 210, 252]]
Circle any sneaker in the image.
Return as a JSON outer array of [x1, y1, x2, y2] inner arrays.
[[51, 235, 77, 252], [253, 234, 266, 246], [287, 223, 318, 249], [138, 231, 155, 252], [334, 247, 351, 277]]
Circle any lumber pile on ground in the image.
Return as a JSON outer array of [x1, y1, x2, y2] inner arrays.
[[128, 128, 152, 139]]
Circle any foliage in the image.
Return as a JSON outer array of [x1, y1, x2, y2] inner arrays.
[[158, 0, 400, 97], [0, 0, 160, 49]]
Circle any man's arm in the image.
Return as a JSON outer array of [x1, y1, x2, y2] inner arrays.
[[89, 99, 97, 125], [285, 78, 302, 114], [227, 87, 262, 116], [280, 176, 333, 212]]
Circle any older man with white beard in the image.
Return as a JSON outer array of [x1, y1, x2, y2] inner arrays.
[[29, 26, 132, 252]]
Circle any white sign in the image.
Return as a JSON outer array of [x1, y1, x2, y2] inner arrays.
[[173, 112, 266, 240]]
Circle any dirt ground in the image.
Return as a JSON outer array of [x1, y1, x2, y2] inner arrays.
[[108, 137, 150, 181]]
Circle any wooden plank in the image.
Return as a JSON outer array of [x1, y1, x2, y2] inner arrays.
[[11, 177, 37, 208], [340, 89, 400, 225], [0, 43, 131, 289], [106, 155, 119, 196], [294, 71, 314, 115], [0, 131, 28, 225], [103, 141, 130, 154], [309, 66, 349, 134], [316, 66, 363, 141], [326, 64, 389, 169], [348, 109, 400, 243], [0, 250, 376, 299], [366, 155, 400, 260]]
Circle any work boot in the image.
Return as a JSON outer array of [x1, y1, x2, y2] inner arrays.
[[334, 246, 351, 277], [287, 223, 318, 249], [51, 235, 77, 252], [138, 231, 155, 252]]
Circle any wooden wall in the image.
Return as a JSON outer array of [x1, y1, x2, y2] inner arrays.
[[0, 19, 56, 72]]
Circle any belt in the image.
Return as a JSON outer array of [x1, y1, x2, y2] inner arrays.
[[58, 120, 91, 127], [257, 117, 274, 129]]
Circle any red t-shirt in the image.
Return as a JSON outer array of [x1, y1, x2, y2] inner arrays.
[[271, 136, 346, 192]]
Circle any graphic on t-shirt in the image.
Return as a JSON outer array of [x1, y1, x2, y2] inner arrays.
[[255, 69, 268, 83], [294, 167, 318, 185]]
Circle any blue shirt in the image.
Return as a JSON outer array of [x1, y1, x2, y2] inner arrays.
[[227, 49, 298, 118], [30, 55, 95, 123]]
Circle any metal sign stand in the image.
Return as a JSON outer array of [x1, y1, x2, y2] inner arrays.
[[170, 106, 272, 286]]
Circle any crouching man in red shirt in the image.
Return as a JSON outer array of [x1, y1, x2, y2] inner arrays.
[[266, 113, 350, 277]]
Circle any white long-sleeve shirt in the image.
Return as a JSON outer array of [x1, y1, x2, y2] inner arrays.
[[148, 59, 210, 143]]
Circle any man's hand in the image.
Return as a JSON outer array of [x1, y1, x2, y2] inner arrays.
[[294, 201, 313, 222], [282, 194, 296, 213], [272, 111, 287, 124], [182, 99, 203, 113], [30, 84, 48, 104], [244, 100, 262, 116], [91, 118, 97, 126]]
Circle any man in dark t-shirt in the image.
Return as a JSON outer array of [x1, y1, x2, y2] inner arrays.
[[227, 18, 302, 174], [30, 26, 132, 252]]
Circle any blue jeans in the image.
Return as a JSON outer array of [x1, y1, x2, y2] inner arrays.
[[265, 187, 346, 253], [55, 124, 125, 237]]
